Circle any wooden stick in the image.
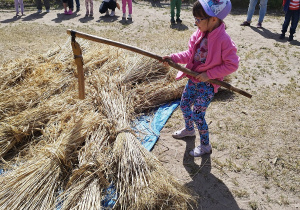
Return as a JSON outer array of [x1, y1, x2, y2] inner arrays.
[[67, 29, 252, 99], [70, 32, 85, 99]]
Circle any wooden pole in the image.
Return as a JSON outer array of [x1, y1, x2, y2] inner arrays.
[[67, 29, 252, 99], [70, 31, 85, 99]]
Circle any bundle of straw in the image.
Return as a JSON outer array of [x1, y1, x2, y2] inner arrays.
[[131, 80, 186, 113], [90, 80, 194, 209], [0, 104, 103, 209], [120, 56, 170, 86], [58, 127, 111, 210]]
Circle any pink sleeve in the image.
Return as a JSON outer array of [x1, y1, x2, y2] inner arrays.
[[206, 39, 239, 79]]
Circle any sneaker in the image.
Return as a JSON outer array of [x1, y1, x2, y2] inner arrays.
[[288, 35, 293, 41], [240, 21, 250, 26], [279, 34, 285, 40], [37, 9, 42, 13], [122, 13, 126, 18], [16, 12, 19, 16], [110, 11, 115, 16], [189, 144, 212, 157], [67, 10, 73, 15], [106, 10, 109, 16], [90, 13, 93, 17], [64, 10, 68, 14], [172, 128, 195, 139], [76, 7, 80, 12], [256, 22, 262, 28], [85, 13, 89, 17], [171, 18, 176, 25], [176, 18, 182, 24], [46, 9, 50, 13], [127, 13, 132, 21]]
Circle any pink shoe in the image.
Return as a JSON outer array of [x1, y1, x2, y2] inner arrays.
[[66, 10, 73, 15], [64, 10, 68, 14]]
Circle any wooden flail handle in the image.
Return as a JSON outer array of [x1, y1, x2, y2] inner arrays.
[[67, 29, 252, 99]]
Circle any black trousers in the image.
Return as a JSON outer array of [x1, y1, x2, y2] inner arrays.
[[99, 0, 116, 13]]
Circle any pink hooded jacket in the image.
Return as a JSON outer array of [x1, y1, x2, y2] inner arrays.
[[170, 23, 239, 93]]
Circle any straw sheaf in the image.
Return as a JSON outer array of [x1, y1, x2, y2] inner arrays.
[[111, 132, 194, 209], [0, 107, 104, 210], [58, 128, 111, 210]]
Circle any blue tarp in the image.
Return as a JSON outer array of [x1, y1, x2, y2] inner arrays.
[[134, 100, 180, 151]]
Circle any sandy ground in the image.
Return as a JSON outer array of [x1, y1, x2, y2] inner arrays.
[[0, 1, 299, 209]]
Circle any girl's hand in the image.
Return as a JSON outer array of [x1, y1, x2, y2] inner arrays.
[[195, 72, 209, 82], [161, 56, 171, 66]]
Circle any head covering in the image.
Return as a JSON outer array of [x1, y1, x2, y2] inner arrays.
[[198, 0, 232, 20]]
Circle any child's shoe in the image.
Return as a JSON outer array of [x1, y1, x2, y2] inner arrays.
[[37, 9, 42, 13], [90, 13, 93, 17], [176, 18, 182, 24], [46, 9, 50, 13], [64, 10, 68, 14], [279, 33, 285, 40], [106, 10, 109, 16], [110, 11, 115, 16], [67, 10, 73, 15], [85, 13, 89, 17], [288, 35, 294, 41], [122, 13, 126, 20], [172, 128, 195, 139], [189, 144, 212, 157], [16, 12, 19, 16], [170, 18, 176, 25], [127, 14, 132, 21]]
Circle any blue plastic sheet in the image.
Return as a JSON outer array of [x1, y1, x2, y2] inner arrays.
[[134, 100, 180, 151]]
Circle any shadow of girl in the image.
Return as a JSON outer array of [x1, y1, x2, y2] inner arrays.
[[182, 136, 240, 210]]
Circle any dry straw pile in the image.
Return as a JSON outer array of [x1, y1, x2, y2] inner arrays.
[[0, 38, 194, 209]]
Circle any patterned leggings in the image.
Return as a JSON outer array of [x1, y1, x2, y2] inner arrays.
[[180, 79, 214, 145], [85, 0, 93, 14]]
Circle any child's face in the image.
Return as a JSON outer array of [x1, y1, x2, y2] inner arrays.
[[195, 16, 219, 33], [194, 16, 210, 32]]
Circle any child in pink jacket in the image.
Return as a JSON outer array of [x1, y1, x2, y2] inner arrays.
[[163, 0, 239, 157]]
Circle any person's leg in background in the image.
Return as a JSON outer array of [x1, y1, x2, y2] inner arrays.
[[258, 0, 268, 25], [175, 0, 182, 23], [246, 0, 258, 22], [170, 0, 176, 24], [289, 10, 300, 41], [75, 0, 80, 12]]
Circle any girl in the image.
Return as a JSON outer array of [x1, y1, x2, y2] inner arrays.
[[85, 0, 94, 17], [163, 0, 239, 157], [14, 0, 24, 16], [122, 0, 132, 21]]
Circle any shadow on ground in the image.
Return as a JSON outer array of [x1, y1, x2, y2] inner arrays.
[[180, 136, 240, 210]]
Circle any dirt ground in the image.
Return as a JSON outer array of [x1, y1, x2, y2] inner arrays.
[[0, 1, 299, 209]]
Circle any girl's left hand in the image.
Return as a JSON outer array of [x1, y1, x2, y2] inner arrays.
[[195, 72, 209, 82]]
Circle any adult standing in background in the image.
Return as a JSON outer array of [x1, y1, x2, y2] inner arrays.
[[35, 0, 50, 13], [240, 0, 268, 28]]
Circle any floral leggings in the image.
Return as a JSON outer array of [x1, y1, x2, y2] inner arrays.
[[180, 79, 215, 145]]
